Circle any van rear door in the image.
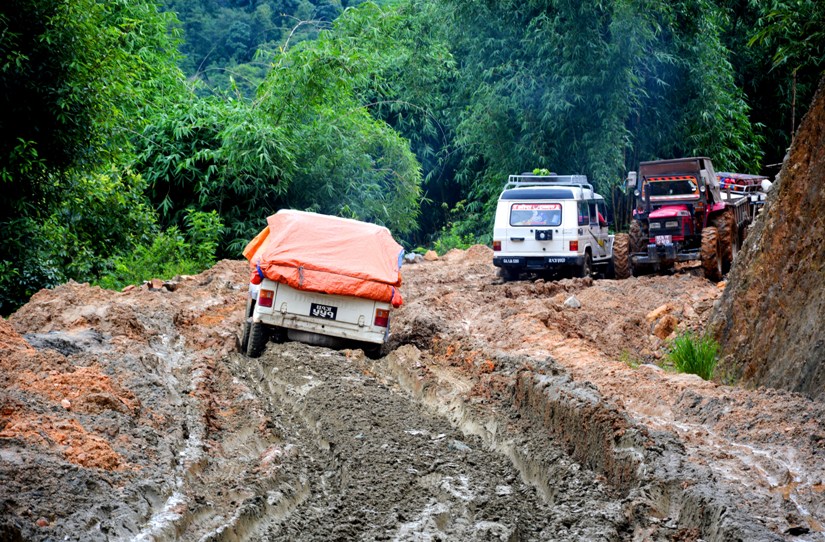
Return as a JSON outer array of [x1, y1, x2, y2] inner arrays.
[[504, 202, 566, 254]]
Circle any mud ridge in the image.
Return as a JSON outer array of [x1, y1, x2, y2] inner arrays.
[[375, 344, 780, 541]]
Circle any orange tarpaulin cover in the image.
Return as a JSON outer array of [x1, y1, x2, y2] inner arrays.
[[243, 210, 404, 307]]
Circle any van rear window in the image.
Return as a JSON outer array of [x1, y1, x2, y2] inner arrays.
[[510, 203, 562, 226]]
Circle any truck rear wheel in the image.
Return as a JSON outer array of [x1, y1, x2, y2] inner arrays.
[[240, 298, 255, 353], [701, 227, 723, 282], [364, 342, 386, 359], [613, 233, 631, 279], [713, 209, 738, 272], [246, 321, 269, 358]]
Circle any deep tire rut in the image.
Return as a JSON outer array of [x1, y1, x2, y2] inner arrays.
[[221, 342, 628, 541]]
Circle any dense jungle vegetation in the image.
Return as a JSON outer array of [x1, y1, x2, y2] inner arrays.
[[1, 0, 823, 314]]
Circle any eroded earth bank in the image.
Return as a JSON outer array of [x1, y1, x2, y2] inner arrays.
[[2, 249, 824, 541]]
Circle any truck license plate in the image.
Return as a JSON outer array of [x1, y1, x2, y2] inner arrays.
[[310, 303, 338, 320], [655, 235, 672, 246]]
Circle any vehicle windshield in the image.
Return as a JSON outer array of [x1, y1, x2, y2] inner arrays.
[[644, 176, 699, 198], [510, 203, 562, 226]]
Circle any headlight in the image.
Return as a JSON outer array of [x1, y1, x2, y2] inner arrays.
[[649, 222, 661, 230], [665, 221, 679, 229]]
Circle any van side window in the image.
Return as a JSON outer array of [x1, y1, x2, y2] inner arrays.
[[588, 203, 598, 224], [578, 202, 589, 226]]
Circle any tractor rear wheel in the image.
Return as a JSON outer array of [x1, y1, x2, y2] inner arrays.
[[701, 227, 723, 282], [613, 233, 632, 279]]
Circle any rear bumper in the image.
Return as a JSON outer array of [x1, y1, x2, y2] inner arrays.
[[493, 255, 584, 271], [255, 312, 388, 345]]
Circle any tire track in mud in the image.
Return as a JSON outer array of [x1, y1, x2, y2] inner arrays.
[[375, 345, 782, 542], [216, 342, 627, 541]]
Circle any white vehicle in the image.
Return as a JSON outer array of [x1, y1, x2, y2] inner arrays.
[[492, 173, 614, 280], [241, 210, 404, 358], [243, 279, 392, 358]]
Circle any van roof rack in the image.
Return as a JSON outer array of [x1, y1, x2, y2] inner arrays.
[[505, 173, 594, 193]]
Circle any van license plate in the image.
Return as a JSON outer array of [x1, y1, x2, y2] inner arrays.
[[655, 235, 672, 246], [310, 303, 338, 320], [502, 258, 522, 264]]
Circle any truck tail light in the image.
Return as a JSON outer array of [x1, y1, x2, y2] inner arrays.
[[374, 308, 389, 327], [569, 240, 578, 251], [493, 240, 501, 251], [258, 289, 274, 308]]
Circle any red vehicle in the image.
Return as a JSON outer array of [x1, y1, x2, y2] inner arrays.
[[717, 171, 771, 222], [614, 157, 753, 281]]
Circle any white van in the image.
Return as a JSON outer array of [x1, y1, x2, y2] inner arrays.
[[492, 173, 614, 280]]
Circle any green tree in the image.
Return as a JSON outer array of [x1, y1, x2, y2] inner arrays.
[[423, 0, 762, 238], [135, 3, 427, 256], [720, 0, 825, 165], [0, 0, 185, 314]]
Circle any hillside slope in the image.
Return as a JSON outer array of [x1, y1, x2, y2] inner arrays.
[[710, 77, 825, 399]]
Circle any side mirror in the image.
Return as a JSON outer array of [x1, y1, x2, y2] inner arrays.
[[626, 171, 637, 189]]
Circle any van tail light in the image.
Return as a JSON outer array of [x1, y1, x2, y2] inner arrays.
[[374, 308, 390, 327], [493, 240, 501, 251], [258, 289, 274, 308], [569, 240, 578, 251]]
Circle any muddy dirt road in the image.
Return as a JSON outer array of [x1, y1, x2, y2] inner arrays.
[[2, 248, 824, 540]]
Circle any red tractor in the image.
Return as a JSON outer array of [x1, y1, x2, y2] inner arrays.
[[613, 157, 753, 281]]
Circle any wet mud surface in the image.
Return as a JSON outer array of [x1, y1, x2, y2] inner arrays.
[[1, 250, 824, 540]]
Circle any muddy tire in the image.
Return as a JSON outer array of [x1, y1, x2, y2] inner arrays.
[[500, 267, 519, 282], [701, 227, 723, 282], [613, 233, 631, 279], [629, 220, 646, 253], [713, 209, 738, 272], [364, 342, 386, 359], [246, 320, 269, 358], [577, 251, 593, 278], [605, 257, 616, 279], [240, 298, 255, 353]]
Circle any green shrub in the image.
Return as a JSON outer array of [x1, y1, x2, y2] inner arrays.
[[667, 332, 719, 380], [430, 200, 485, 255], [96, 209, 223, 290], [432, 225, 478, 255]]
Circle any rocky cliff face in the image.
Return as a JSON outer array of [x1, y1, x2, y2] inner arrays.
[[711, 77, 825, 399]]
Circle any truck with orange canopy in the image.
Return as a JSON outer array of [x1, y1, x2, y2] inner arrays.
[[241, 210, 404, 357]]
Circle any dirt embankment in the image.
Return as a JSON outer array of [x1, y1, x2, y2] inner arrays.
[[711, 76, 825, 399], [0, 247, 823, 540]]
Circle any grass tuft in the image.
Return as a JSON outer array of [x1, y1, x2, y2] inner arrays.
[[667, 332, 719, 380]]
